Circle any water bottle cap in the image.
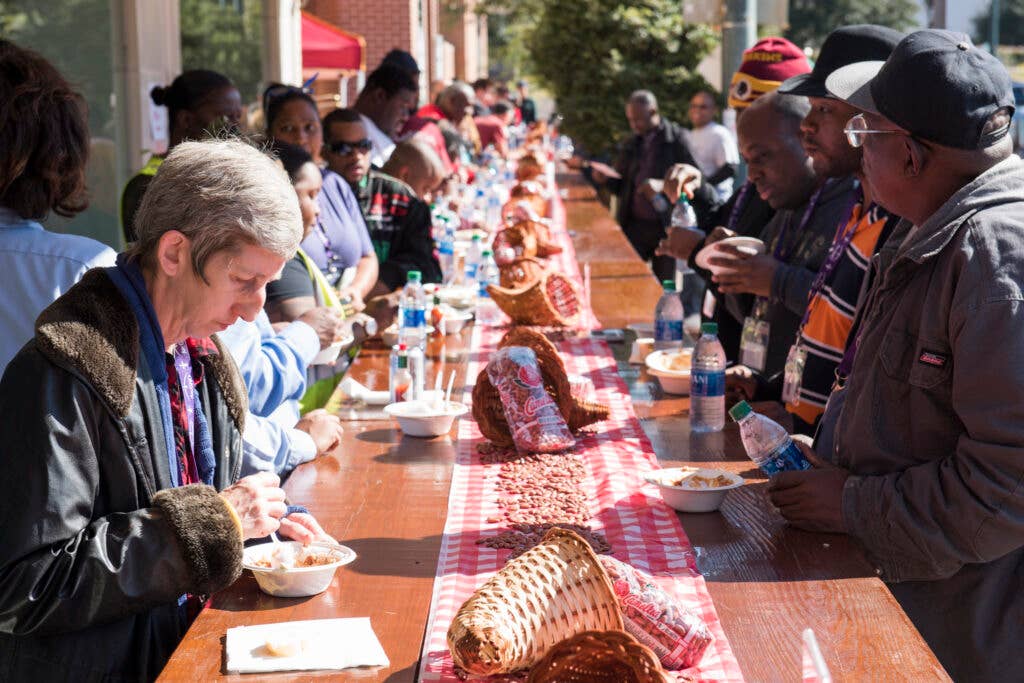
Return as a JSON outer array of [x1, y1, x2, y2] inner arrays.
[[482, 249, 493, 257], [701, 322, 718, 335], [471, 234, 481, 242], [433, 294, 441, 305], [729, 400, 752, 421], [407, 270, 422, 282], [661, 279, 676, 292]]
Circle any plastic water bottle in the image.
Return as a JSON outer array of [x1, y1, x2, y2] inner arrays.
[[438, 219, 456, 284], [653, 280, 684, 351], [399, 270, 427, 350], [691, 322, 726, 432], [464, 234, 484, 281], [475, 249, 500, 325], [485, 192, 503, 231], [670, 196, 704, 290], [729, 400, 811, 476], [407, 344, 425, 400]]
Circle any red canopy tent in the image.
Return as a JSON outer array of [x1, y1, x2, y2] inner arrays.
[[301, 11, 366, 105]]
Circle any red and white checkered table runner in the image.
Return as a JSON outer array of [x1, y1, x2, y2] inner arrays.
[[418, 336, 743, 680]]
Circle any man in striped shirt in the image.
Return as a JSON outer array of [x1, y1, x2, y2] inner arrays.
[[773, 25, 904, 432]]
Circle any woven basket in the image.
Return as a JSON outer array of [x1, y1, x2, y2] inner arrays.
[[471, 328, 609, 445], [492, 223, 539, 264], [499, 257, 547, 289], [448, 528, 624, 675], [488, 272, 581, 328], [515, 219, 562, 258], [516, 153, 546, 181], [527, 630, 671, 683]]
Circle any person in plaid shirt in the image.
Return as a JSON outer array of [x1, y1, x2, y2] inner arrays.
[[322, 108, 442, 297]]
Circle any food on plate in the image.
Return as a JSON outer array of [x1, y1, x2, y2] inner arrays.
[[264, 634, 305, 657], [251, 544, 338, 570], [669, 472, 734, 489], [661, 349, 692, 372], [598, 555, 712, 670]]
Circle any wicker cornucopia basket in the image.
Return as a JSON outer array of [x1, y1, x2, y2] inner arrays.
[[471, 328, 609, 446], [499, 257, 547, 289], [492, 223, 539, 264], [447, 528, 624, 675], [526, 630, 672, 683], [487, 272, 581, 327]]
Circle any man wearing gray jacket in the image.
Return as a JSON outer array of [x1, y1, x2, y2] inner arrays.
[[768, 30, 1023, 681]]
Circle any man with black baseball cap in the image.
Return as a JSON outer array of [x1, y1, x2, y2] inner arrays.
[[756, 25, 904, 432], [768, 30, 1024, 681]]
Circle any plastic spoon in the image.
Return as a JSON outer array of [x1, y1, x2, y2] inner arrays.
[[445, 370, 456, 409]]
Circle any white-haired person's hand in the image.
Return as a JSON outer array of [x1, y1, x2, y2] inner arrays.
[[219, 472, 287, 540], [278, 512, 336, 545], [297, 306, 346, 350]]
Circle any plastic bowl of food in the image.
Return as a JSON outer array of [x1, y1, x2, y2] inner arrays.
[[310, 334, 354, 365], [242, 541, 357, 597], [645, 349, 693, 395], [435, 310, 474, 335], [644, 467, 745, 513], [384, 399, 469, 437], [436, 285, 479, 310]]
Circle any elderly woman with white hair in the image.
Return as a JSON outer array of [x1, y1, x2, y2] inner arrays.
[[0, 138, 329, 681]]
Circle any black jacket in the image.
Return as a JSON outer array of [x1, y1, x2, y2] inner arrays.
[[606, 119, 699, 229], [0, 270, 247, 682]]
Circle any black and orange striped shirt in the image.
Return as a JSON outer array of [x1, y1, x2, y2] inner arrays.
[[787, 201, 899, 426]]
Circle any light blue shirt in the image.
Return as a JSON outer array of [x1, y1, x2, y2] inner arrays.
[[218, 311, 321, 476], [0, 208, 117, 378]]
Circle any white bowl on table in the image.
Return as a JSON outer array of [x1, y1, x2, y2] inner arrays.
[[310, 334, 354, 365], [437, 310, 473, 335], [384, 399, 469, 437], [644, 467, 745, 513], [645, 348, 693, 395], [242, 541, 357, 597]]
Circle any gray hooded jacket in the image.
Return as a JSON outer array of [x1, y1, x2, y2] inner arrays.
[[816, 155, 1024, 682]]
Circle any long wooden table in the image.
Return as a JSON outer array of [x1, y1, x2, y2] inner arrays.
[[159, 172, 947, 682]]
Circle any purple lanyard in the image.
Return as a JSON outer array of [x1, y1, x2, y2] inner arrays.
[[772, 182, 826, 261], [313, 217, 344, 278], [172, 342, 196, 457], [726, 181, 753, 232], [797, 188, 864, 330]]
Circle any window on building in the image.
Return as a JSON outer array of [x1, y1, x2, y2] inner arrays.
[[1, 0, 124, 249]]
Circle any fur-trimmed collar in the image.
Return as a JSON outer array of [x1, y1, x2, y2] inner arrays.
[[34, 269, 247, 429]]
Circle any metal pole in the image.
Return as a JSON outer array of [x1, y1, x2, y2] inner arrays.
[[721, 0, 756, 91], [991, 0, 1001, 56]]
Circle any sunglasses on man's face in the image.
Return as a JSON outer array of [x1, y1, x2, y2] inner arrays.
[[326, 138, 373, 155]]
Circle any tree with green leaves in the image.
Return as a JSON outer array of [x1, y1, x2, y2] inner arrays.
[[785, 0, 919, 52], [180, 0, 263, 104], [972, 0, 1024, 48], [525, 0, 717, 156]]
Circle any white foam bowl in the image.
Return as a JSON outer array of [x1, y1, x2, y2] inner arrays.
[[384, 400, 469, 437], [437, 310, 473, 335], [242, 541, 357, 597], [644, 467, 745, 513], [645, 349, 693, 395], [310, 334, 354, 365]]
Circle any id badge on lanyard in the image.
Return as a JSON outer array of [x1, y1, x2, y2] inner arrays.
[[781, 343, 808, 404], [739, 298, 770, 372]]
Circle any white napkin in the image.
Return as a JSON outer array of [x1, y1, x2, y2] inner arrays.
[[225, 617, 389, 673]]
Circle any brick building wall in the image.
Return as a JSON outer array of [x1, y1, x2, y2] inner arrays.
[[306, 0, 476, 106]]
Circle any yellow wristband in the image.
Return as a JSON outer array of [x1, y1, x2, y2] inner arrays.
[[220, 496, 244, 541]]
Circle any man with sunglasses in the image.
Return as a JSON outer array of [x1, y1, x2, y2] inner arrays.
[[768, 30, 1024, 681], [322, 108, 441, 299]]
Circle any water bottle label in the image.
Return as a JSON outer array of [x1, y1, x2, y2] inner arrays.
[[757, 441, 812, 477], [691, 369, 725, 397], [654, 319, 683, 342], [403, 308, 426, 328], [465, 264, 478, 279]]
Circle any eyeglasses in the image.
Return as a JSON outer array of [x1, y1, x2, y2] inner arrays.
[[325, 139, 373, 155], [844, 113, 904, 148]]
